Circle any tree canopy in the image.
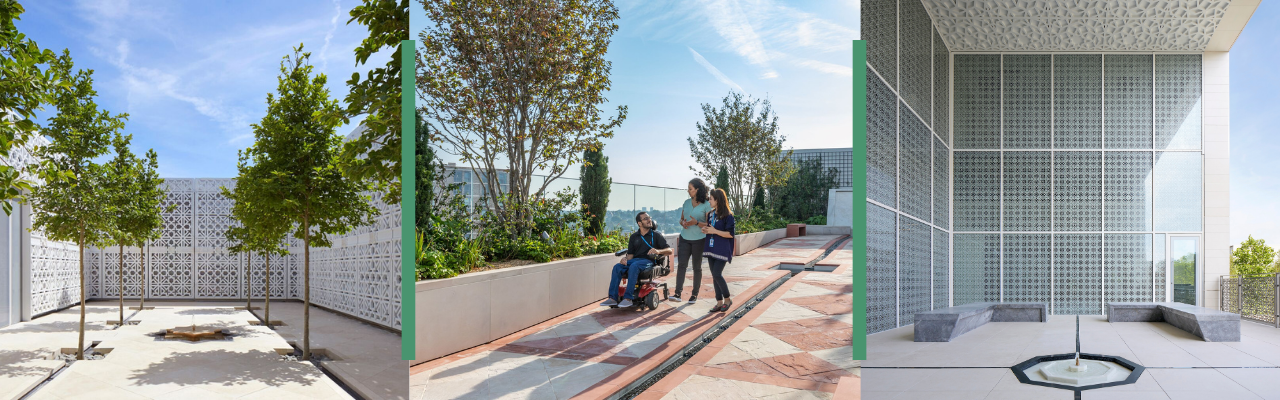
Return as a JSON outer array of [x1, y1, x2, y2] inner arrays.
[[342, 0, 408, 204], [1232, 235, 1277, 276], [418, 0, 627, 238], [246, 45, 376, 359], [689, 91, 792, 212], [0, 0, 63, 215]]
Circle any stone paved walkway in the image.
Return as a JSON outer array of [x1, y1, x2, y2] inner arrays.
[[641, 241, 858, 400], [410, 234, 849, 400], [0, 301, 352, 400]]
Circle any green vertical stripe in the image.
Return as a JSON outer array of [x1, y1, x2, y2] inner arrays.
[[401, 39, 416, 360], [852, 40, 868, 360]]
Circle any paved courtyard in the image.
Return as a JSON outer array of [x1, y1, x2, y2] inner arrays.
[[642, 241, 859, 400], [410, 234, 852, 400], [0, 301, 365, 399], [865, 314, 1280, 399]]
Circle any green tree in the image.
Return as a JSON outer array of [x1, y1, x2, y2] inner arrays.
[[579, 145, 610, 237], [103, 133, 142, 325], [0, 0, 63, 215], [28, 53, 126, 360], [222, 150, 292, 329], [715, 166, 728, 192], [751, 185, 765, 210], [688, 91, 793, 212], [419, 0, 627, 239], [131, 149, 168, 310], [247, 46, 376, 359], [771, 158, 838, 221], [342, 0, 408, 203], [1231, 235, 1277, 276]]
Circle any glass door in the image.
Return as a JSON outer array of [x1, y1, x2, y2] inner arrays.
[[1169, 236, 1200, 305]]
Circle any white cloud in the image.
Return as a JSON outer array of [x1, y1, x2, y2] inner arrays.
[[688, 47, 745, 93], [704, 0, 776, 78], [793, 58, 852, 76], [319, 0, 343, 69]]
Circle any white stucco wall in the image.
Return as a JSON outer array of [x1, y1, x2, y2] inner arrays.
[[1203, 51, 1231, 311]]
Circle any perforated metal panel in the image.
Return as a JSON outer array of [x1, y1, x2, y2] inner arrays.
[[863, 0, 897, 90], [1054, 234, 1102, 315], [1003, 55, 1051, 149], [954, 152, 1000, 231], [868, 203, 898, 334], [900, 0, 933, 124], [954, 234, 1000, 305], [1003, 152, 1051, 231], [1104, 152, 1153, 231], [1053, 152, 1102, 231], [1156, 54, 1202, 150], [868, 71, 898, 208], [1105, 55, 1154, 149], [1053, 55, 1103, 149], [955, 55, 1001, 149], [933, 228, 950, 309], [1003, 234, 1051, 303], [900, 102, 933, 221], [1105, 234, 1153, 307]]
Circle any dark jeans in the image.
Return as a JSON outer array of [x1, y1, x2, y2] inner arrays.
[[708, 257, 730, 301], [674, 237, 704, 297], [608, 258, 653, 300]]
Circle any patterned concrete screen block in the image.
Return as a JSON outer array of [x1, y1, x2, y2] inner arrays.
[[1108, 302, 1241, 342], [914, 302, 1048, 342]]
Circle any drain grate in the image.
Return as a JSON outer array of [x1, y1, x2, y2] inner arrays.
[[610, 235, 850, 399]]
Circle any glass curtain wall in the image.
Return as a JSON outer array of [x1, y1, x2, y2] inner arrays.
[[952, 53, 1203, 315]]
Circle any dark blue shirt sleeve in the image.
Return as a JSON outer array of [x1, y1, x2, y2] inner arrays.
[[725, 215, 735, 237]]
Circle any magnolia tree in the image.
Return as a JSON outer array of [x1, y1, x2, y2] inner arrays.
[[247, 46, 375, 359], [29, 52, 127, 360], [222, 150, 292, 329]]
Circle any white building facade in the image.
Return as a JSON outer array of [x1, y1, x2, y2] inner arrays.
[[865, 0, 1254, 334]]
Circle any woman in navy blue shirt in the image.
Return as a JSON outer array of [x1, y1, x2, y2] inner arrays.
[[700, 188, 736, 313]]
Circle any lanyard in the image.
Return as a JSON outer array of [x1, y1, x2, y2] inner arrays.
[[639, 230, 656, 250], [708, 212, 717, 247]]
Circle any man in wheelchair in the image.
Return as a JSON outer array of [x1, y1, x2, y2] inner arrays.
[[600, 212, 674, 308]]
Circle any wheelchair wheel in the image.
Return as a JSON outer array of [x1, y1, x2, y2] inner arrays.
[[645, 292, 657, 310]]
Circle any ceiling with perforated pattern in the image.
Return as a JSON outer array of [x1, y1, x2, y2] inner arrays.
[[922, 0, 1257, 52]]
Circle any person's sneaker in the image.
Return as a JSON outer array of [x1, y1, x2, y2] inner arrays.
[[668, 295, 683, 302], [688, 295, 698, 303], [600, 298, 618, 307], [618, 299, 634, 308]]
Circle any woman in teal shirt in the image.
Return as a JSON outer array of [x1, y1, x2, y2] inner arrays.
[[670, 178, 712, 303]]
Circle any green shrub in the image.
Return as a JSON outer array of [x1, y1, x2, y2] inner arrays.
[[805, 215, 826, 226]]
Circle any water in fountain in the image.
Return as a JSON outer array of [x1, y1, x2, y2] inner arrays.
[[1023, 315, 1133, 387]]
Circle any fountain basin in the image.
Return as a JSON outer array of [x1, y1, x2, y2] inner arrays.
[[1012, 353, 1144, 391], [1031, 359, 1129, 386]]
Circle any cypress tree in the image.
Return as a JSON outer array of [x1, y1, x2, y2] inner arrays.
[[579, 145, 611, 236], [715, 165, 729, 191], [752, 185, 766, 210]]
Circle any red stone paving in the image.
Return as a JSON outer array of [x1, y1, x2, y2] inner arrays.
[[784, 293, 853, 315], [804, 281, 854, 294], [494, 331, 643, 365], [778, 328, 855, 352], [705, 358, 782, 376], [757, 352, 853, 383]]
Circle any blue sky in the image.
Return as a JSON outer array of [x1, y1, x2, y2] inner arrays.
[[1226, 2, 1280, 247], [416, 0, 859, 189], [16, 0, 386, 178]]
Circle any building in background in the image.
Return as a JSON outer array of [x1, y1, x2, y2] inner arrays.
[[865, 0, 1251, 334]]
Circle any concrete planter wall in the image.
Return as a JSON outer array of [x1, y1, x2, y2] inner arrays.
[[415, 234, 678, 363], [806, 225, 852, 236], [734, 228, 787, 256]]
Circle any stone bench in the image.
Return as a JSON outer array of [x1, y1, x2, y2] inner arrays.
[[1107, 302, 1241, 342], [914, 302, 1048, 342]]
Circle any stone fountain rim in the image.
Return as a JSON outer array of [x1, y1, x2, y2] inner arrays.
[[1011, 353, 1145, 392]]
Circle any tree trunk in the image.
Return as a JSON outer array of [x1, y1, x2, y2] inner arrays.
[[303, 217, 311, 360], [246, 251, 252, 311], [139, 241, 146, 310], [118, 244, 124, 325], [265, 253, 271, 329], [77, 230, 85, 360]]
